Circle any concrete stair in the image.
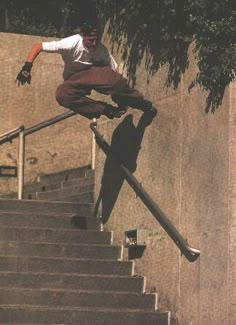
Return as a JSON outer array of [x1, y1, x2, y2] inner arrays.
[[0, 165, 171, 324], [1, 165, 94, 203], [0, 306, 170, 325], [0, 212, 101, 230]]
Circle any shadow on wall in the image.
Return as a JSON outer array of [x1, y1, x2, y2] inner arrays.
[[95, 111, 155, 223]]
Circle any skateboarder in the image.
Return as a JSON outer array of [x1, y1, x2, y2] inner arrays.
[[16, 23, 157, 120]]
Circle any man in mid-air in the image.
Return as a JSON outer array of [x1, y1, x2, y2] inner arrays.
[[16, 23, 157, 120]]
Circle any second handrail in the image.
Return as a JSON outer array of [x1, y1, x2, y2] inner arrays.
[[90, 122, 200, 262]]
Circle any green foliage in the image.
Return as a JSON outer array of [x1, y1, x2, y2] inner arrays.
[[1, 0, 235, 112], [3, 0, 62, 36], [97, 0, 236, 112], [1, 0, 98, 37], [187, 0, 236, 112]]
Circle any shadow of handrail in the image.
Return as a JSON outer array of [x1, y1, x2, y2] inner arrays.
[[90, 121, 200, 262]]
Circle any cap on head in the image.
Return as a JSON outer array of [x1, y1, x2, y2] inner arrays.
[[80, 22, 100, 37]]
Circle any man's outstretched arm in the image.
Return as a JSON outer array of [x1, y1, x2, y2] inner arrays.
[[16, 43, 43, 86]]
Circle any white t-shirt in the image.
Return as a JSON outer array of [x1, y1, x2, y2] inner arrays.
[[42, 34, 118, 80]]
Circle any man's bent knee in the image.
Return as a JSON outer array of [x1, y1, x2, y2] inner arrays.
[[112, 77, 127, 93], [55, 85, 69, 107]]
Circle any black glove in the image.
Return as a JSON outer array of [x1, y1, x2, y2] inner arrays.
[[16, 62, 33, 85]]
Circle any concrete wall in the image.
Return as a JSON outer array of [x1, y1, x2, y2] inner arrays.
[[1, 32, 235, 324], [0, 33, 93, 194], [229, 82, 236, 325], [95, 46, 236, 324]]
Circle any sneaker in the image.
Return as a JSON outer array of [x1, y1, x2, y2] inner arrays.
[[102, 102, 127, 119], [142, 100, 158, 117], [112, 98, 157, 117]]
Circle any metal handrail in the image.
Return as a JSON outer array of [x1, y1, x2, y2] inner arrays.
[[0, 110, 96, 199], [24, 111, 76, 136], [0, 111, 77, 146], [0, 125, 24, 145], [90, 121, 200, 262], [18, 111, 78, 199]]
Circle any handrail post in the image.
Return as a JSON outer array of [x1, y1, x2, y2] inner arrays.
[[1, 112, 78, 199], [18, 131, 25, 200], [91, 118, 97, 170], [0, 125, 24, 146]]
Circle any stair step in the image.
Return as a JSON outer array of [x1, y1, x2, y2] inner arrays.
[[0, 287, 157, 310], [0, 168, 94, 199], [0, 256, 133, 275], [0, 305, 171, 325], [62, 170, 94, 188], [36, 190, 94, 203], [25, 173, 94, 200], [37, 165, 92, 183], [0, 164, 172, 323], [58, 190, 94, 203], [0, 227, 111, 244], [0, 199, 93, 215], [0, 212, 100, 230], [0, 242, 120, 259], [36, 184, 94, 200], [0, 272, 144, 293]]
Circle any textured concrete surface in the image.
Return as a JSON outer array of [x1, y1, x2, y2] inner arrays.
[[94, 44, 235, 324], [0, 32, 93, 194], [229, 82, 236, 325], [0, 194, 168, 324], [1, 31, 235, 324]]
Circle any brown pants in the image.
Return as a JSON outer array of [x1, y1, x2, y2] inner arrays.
[[55, 66, 145, 119]]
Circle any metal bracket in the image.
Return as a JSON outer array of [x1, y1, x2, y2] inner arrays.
[[0, 165, 17, 178], [124, 229, 147, 247]]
